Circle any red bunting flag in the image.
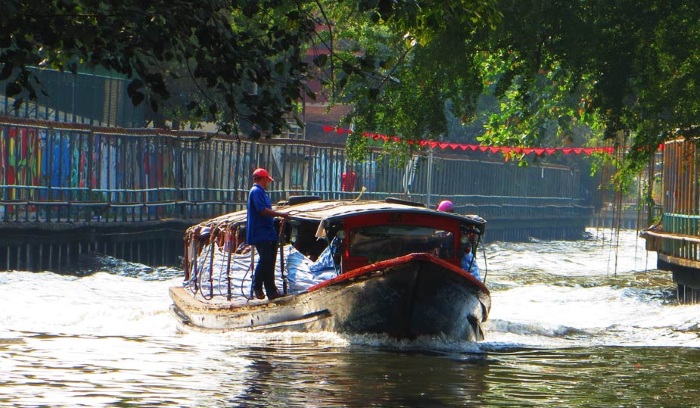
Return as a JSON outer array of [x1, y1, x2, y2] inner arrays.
[[321, 125, 632, 156]]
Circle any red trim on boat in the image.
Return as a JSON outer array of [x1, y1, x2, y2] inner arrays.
[[307, 252, 489, 294]]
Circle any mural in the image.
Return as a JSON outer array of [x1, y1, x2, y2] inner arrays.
[[0, 125, 182, 218]]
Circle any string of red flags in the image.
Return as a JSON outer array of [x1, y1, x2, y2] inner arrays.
[[322, 125, 661, 155]]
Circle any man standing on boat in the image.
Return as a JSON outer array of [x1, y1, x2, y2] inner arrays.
[[247, 168, 289, 300]]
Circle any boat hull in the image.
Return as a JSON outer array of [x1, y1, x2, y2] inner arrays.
[[169, 253, 490, 341]]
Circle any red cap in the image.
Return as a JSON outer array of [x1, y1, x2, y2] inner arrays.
[[252, 168, 274, 181]]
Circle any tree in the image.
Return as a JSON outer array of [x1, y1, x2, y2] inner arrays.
[[3, 0, 697, 177], [1, 0, 505, 140], [322, 1, 699, 176], [315, 1, 501, 162], [478, 0, 700, 177], [0, 0, 317, 135]]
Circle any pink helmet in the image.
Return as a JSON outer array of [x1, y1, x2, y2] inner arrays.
[[437, 200, 454, 212]]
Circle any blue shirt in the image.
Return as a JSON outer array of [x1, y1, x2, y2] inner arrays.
[[461, 251, 482, 281], [246, 184, 277, 244]]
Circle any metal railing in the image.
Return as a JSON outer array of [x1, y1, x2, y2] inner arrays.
[[0, 116, 593, 225]]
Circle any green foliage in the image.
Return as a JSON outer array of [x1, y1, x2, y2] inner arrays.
[[0, 0, 316, 136], [1, 0, 698, 180], [474, 0, 700, 177], [328, 0, 700, 177], [345, 131, 371, 163], [321, 1, 501, 165]]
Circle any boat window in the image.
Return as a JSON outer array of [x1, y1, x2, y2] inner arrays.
[[348, 225, 454, 262], [290, 220, 328, 261]]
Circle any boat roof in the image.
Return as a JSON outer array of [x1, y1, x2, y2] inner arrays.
[[283, 199, 485, 226], [189, 198, 486, 234]]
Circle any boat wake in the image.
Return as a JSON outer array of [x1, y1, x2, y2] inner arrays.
[[486, 319, 588, 338], [184, 328, 486, 354]]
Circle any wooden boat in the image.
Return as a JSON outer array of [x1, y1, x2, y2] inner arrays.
[[169, 197, 491, 341]]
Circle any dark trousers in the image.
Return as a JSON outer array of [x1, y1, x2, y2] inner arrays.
[[252, 241, 278, 295]]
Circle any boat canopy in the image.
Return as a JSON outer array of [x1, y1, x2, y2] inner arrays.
[[187, 199, 485, 235], [183, 198, 486, 279]]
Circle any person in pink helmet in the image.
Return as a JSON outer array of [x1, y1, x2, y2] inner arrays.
[[247, 168, 289, 300], [437, 200, 454, 213], [436, 199, 482, 281]]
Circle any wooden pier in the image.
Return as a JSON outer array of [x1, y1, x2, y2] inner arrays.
[[0, 220, 188, 271], [641, 139, 700, 303]]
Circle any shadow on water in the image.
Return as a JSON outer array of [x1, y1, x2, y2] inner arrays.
[[225, 342, 493, 407], [205, 334, 700, 407]]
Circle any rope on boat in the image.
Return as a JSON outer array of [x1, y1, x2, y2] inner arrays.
[[234, 224, 256, 300], [225, 226, 233, 301], [278, 218, 288, 295], [193, 242, 215, 300], [207, 239, 215, 299], [481, 240, 488, 284], [352, 186, 367, 202], [243, 245, 255, 300]]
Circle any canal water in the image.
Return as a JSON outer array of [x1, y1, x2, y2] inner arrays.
[[2, 228, 699, 407]]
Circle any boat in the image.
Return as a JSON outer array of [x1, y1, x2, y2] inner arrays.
[[169, 197, 491, 341]]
